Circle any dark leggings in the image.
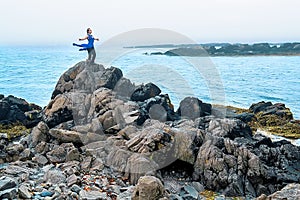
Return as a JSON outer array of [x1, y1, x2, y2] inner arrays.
[[87, 48, 96, 63]]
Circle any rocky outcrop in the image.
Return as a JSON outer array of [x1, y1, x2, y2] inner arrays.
[[0, 95, 42, 128], [1, 61, 300, 199]]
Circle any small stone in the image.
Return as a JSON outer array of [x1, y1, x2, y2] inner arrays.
[[18, 184, 32, 199], [79, 190, 107, 200], [66, 174, 79, 187], [43, 169, 66, 185], [40, 190, 54, 197], [70, 184, 81, 194], [34, 154, 48, 165]]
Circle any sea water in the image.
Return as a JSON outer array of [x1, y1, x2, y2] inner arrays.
[[0, 46, 299, 119]]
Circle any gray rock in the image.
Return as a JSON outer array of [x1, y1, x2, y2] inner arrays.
[[132, 176, 165, 200], [44, 169, 66, 185], [125, 153, 159, 184], [19, 148, 34, 161], [18, 184, 32, 199], [66, 174, 79, 187], [79, 190, 107, 200], [261, 183, 300, 200], [31, 121, 49, 147], [46, 146, 67, 163], [34, 154, 48, 165], [49, 128, 83, 144], [177, 97, 211, 120]]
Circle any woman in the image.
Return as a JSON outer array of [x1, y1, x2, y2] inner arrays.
[[73, 28, 99, 64]]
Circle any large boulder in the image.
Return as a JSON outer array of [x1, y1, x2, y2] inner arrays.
[[131, 83, 161, 102], [132, 176, 165, 200], [177, 97, 211, 120]]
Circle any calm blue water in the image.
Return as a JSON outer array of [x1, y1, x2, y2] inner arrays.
[[0, 46, 299, 119]]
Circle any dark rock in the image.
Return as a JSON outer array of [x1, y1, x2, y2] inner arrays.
[[71, 184, 82, 194], [0, 188, 18, 199], [249, 101, 273, 114], [0, 176, 17, 191], [0, 101, 10, 120], [131, 83, 161, 102], [136, 94, 178, 125], [43, 94, 73, 128], [98, 66, 123, 90], [177, 97, 211, 120], [3, 95, 31, 112]]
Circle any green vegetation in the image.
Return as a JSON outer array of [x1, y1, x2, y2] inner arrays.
[[0, 123, 31, 140]]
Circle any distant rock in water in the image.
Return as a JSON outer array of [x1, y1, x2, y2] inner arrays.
[[150, 42, 300, 57]]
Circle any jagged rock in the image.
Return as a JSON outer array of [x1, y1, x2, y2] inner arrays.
[[107, 148, 132, 172], [177, 97, 212, 120], [31, 121, 49, 147], [0, 95, 42, 127], [114, 77, 136, 99], [33, 154, 49, 165], [132, 176, 165, 200], [43, 93, 73, 128], [207, 118, 252, 139], [131, 83, 161, 102], [250, 101, 273, 114]]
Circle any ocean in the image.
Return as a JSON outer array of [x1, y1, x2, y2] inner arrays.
[[0, 46, 299, 119]]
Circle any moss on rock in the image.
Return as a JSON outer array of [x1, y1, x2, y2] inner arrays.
[[0, 123, 30, 140]]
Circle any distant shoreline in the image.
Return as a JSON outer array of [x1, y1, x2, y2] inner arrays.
[[125, 42, 300, 57]]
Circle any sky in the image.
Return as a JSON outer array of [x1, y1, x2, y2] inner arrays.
[[0, 0, 300, 45]]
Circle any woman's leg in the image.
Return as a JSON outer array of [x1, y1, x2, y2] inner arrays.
[[90, 48, 96, 63], [87, 48, 92, 61]]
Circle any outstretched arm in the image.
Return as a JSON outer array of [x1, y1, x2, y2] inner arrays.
[[79, 35, 88, 41], [94, 37, 100, 41]]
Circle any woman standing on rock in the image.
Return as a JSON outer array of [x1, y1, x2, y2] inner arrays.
[[73, 28, 99, 64]]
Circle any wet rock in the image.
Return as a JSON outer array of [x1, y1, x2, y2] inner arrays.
[[177, 97, 211, 120], [179, 185, 199, 199], [131, 82, 161, 102], [132, 176, 165, 200], [250, 101, 273, 114]]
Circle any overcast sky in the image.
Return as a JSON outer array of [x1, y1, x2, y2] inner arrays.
[[0, 0, 299, 45]]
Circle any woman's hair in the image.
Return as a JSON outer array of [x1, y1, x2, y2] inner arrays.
[[87, 28, 91, 33]]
